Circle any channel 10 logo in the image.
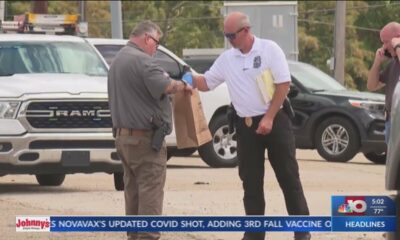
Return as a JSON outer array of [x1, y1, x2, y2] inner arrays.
[[337, 196, 367, 215]]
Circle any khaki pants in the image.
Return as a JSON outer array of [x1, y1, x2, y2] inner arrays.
[[115, 132, 167, 240]]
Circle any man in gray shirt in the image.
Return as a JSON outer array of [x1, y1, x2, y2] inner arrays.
[[108, 20, 190, 240], [368, 21, 400, 142]]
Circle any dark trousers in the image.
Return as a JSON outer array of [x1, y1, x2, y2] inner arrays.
[[236, 110, 310, 240]]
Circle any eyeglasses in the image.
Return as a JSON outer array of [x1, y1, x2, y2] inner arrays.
[[146, 34, 160, 47], [224, 27, 247, 40]]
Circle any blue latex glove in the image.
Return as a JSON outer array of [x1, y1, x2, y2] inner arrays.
[[182, 72, 193, 86]]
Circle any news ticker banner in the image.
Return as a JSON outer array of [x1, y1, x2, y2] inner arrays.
[[15, 195, 397, 233], [15, 215, 396, 232], [15, 216, 332, 232]]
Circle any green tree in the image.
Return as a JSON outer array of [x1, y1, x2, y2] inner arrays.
[[5, 1, 30, 20], [298, 1, 373, 90], [344, 1, 370, 90], [355, 1, 400, 67], [5, 1, 223, 56], [298, 1, 336, 75], [85, 1, 111, 38], [5, 1, 110, 38], [10, 0, 400, 91], [121, 1, 223, 57], [355, 1, 400, 51]]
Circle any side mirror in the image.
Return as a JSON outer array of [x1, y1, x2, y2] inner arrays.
[[288, 85, 299, 98]]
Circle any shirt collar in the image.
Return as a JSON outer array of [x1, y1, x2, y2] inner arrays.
[[232, 36, 261, 57], [127, 41, 145, 53]]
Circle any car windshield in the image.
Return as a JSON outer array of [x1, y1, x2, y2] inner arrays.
[[0, 41, 108, 76], [289, 62, 346, 92]]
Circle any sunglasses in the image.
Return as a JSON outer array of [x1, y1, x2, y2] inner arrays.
[[224, 27, 247, 40], [146, 34, 160, 47]]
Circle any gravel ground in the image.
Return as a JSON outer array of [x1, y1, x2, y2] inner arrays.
[[0, 150, 394, 240]]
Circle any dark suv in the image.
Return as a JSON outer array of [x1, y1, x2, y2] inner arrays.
[[185, 56, 387, 164]]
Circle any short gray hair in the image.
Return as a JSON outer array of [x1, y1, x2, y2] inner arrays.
[[130, 20, 163, 38]]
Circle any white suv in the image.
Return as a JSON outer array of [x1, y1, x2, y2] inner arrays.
[[0, 34, 120, 187], [86, 38, 236, 168]]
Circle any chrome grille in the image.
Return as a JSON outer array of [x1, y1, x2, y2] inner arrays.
[[26, 101, 112, 128]]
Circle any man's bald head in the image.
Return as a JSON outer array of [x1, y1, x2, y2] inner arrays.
[[223, 11, 253, 52], [224, 12, 250, 33], [380, 22, 400, 43]]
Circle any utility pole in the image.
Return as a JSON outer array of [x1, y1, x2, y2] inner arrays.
[[334, 1, 346, 85], [31, 0, 48, 14], [110, 0, 123, 39], [0, 1, 5, 21], [79, 1, 86, 22], [77, 1, 88, 36]]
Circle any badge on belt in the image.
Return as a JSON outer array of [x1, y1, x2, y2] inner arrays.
[[245, 117, 253, 127]]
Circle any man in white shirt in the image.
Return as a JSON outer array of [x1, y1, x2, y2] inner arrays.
[[192, 12, 311, 240]]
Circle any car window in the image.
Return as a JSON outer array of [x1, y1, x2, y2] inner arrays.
[[0, 41, 108, 76], [94, 44, 182, 79], [289, 62, 346, 92], [93, 44, 124, 66], [184, 58, 215, 74], [154, 50, 181, 79]]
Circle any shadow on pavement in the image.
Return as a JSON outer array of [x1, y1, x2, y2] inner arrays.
[[0, 183, 91, 194], [296, 157, 379, 166], [167, 164, 210, 169]]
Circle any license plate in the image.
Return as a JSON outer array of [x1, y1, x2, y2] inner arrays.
[[61, 151, 90, 167]]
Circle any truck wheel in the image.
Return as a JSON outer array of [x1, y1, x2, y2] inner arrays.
[[198, 114, 238, 168], [315, 117, 359, 162], [364, 152, 386, 164], [114, 172, 124, 191], [36, 174, 65, 186]]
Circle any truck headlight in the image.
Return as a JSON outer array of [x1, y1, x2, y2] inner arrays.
[[348, 99, 385, 120], [0, 102, 20, 119]]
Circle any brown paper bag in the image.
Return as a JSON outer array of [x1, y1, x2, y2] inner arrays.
[[173, 89, 212, 149]]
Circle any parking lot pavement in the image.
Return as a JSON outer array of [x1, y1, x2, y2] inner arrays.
[[0, 150, 393, 240]]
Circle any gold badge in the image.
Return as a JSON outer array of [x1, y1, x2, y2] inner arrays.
[[245, 117, 252, 127]]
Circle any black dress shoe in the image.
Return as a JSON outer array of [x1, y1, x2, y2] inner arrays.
[[241, 236, 264, 240], [294, 232, 311, 240], [242, 232, 265, 240]]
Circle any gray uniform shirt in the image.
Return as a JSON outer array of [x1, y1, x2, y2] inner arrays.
[[108, 42, 172, 130], [380, 59, 400, 118]]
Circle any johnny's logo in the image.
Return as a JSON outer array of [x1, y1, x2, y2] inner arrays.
[[253, 56, 261, 68]]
